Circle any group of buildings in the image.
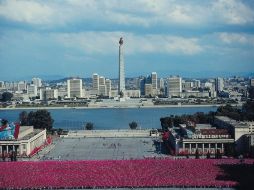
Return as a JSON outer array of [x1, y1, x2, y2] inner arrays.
[[165, 116, 254, 157], [0, 37, 252, 103], [2, 114, 253, 158], [1, 76, 252, 103]]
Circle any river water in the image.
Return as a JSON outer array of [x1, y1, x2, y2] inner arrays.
[[0, 107, 217, 130]]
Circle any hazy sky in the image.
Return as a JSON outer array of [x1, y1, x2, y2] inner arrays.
[[0, 0, 254, 80]]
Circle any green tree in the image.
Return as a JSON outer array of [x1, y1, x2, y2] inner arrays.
[[216, 104, 242, 120], [19, 111, 29, 125], [129, 121, 138, 129], [1, 92, 13, 102], [27, 110, 54, 131], [242, 100, 254, 121], [160, 117, 173, 130], [85, 122, 94, 130], [57, 128, 63, 135], [194, 112, 208, 123]]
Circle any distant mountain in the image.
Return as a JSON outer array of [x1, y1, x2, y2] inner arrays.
[[48, 77, 93, 84], [1, 72, 253, 82]]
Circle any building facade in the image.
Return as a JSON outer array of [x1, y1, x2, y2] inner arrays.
[[0, 126, 46, 157], [67, 78, 83, 98], [215, 77, 224, 92], [214, 116, 254, 154], [32, 78, 42, 88], [40, 88, 58, 100], [105, 79, 112, 97], [27, 84, 38, 97], [92, 73, 99, 95], [167, 76, 182, 98], [145, 84, 153, 97], [165, 125, 234, 156], [151, 72, 157, 90]]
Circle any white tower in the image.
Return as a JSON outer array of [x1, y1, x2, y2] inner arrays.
[[118, 37, 125, 96]]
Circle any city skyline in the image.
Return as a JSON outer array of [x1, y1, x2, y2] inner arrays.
[[1, 0, 254, 81]]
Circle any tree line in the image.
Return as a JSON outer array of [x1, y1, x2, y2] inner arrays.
[[160, 100, 254, 130], [19, 110, 54, 131]]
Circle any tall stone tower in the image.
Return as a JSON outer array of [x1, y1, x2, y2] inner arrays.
[[118, 37, 125, 96]]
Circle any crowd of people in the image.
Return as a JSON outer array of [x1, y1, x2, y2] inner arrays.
[[1, 158, 253, 189]]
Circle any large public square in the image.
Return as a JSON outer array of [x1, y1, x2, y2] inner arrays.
[[41, 137, 165, 161]]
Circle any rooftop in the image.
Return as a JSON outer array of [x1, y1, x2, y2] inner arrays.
[[19, 129, 44, 140], [200, 129, 229, 136]]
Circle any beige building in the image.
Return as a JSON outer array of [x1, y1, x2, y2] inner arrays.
[[167, 125, 234, 156], [151, 72, 157, 90], [0, 126, 46, 157], [182, 91, 210, 98], [67, 78, 83, 98], [105, 79, 112, 97], [214, 116, 254, 153], [167, 76, 182, 98], [27, 84, 38, 97], [145, 84, 153, 97], [92, 73, 99, 95], [99, 76, 107, 96], [40, 88, 58, 100], [125, 90, 140, 98]]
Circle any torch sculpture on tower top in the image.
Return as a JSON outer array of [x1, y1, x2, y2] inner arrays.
[[119, 37, 123, 45], [118, 37, 125, 99]]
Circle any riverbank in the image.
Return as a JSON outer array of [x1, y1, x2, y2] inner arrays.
[[0, 103, 240, 110]]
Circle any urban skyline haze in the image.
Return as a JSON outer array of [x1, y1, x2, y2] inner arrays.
[[0, 0, 254, 81]]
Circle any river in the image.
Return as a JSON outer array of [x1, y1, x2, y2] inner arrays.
[[0, 107, 217, 130]]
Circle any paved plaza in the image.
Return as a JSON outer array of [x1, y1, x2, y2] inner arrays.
[[42, 137, 165, 160]]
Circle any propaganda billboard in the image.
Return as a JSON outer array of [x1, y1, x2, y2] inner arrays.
[[0, 119, 20, 140]]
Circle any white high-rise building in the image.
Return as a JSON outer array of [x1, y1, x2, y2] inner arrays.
[[99, 76, 105, 86], [183, 81, 193, 91], [151, 72, 157, 90], [32, 78, 42, 87], [159, 78, 164, 89], [67, 78, 82, 98], [27, 84, 38, 97], [0, 81, 5, 89], [92, 73, 99, 95], [40, 88, 58, 100], [167, 76, 182, 98], [193, 79, 201, 88], [18, 81, 27, 92], [215, 77, 224, 92], [118, 37, 125, 96], [99, 76, 107, 96], [105, 79, 111, 97]]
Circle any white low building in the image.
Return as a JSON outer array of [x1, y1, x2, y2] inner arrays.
[[214, 116, 254, 153], [0, 126, 46, 157]]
